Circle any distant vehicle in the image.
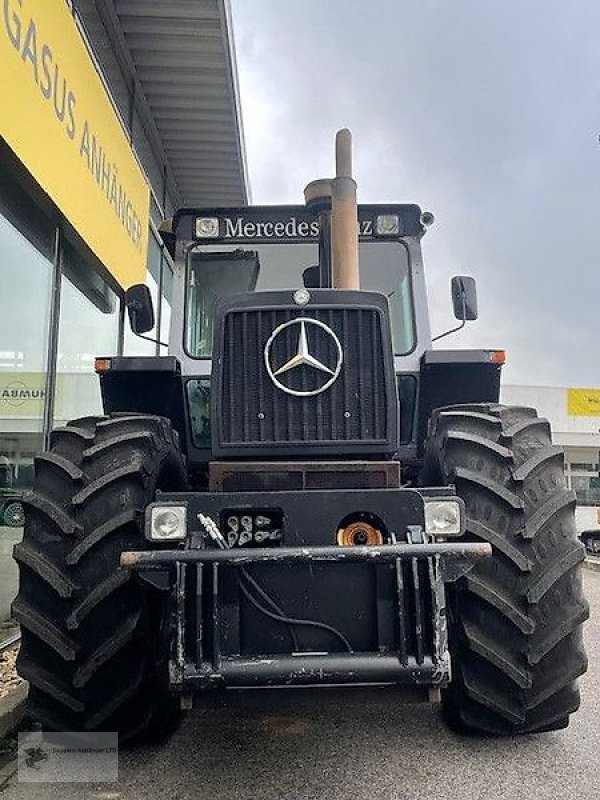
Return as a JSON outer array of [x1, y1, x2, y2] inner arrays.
[[0, 458, 24, 528], [575, 506, 600, 554]]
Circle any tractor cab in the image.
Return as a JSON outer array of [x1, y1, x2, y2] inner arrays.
[[179, 206, 420, 362]]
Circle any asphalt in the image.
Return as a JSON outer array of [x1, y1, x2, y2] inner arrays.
[[2, 572, 600, 800], [0, 527, 21, 623]]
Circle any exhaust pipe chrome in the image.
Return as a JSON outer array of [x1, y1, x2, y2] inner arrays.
[[331, 129, 359, 290]]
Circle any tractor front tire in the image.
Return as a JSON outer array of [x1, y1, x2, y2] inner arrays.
[[13, 414, 186, 741], [423, 404, 589, 735]]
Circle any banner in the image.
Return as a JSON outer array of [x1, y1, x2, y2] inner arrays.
[[567, 388, 600, 417], [1, 0, 149, 287]]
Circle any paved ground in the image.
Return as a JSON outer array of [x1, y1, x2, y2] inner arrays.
[[0, 527, 21, 623], [2, 571, 600, 800]]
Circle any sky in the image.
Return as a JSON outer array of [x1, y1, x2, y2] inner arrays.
[[229, 0, 600, 387]]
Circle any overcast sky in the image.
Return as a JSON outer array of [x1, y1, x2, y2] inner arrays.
[[230, 0, 600, 387]]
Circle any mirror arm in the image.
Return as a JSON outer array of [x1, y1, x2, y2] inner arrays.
[[133, 331, 168, 348], [431, 318, 466, 343], [431, 294, 466, 343]]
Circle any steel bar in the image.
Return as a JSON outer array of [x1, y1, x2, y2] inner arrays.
[[203, 652, 439, 687], [412, 556, 424, 665], [121, 541, 492, 568], [394, 559, 408, 666]]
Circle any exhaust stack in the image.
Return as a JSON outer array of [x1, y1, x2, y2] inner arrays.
[[331, 129, 359, 289]]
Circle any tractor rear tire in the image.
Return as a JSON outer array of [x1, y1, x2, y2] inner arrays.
[[423, 403, 589, 735], [13, 414, 187, 741]]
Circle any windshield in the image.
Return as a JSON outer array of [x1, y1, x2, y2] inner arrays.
[[185, 240, 414, 357]]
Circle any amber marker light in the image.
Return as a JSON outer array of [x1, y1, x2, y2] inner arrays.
[[94, 358, 112, 373], [490, 350, 506, 364]]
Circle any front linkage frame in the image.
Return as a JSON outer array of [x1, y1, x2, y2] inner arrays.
[[121, 488, 490, 695]]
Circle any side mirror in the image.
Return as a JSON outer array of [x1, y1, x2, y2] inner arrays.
[[125, 284, 155, 334], [451, 276, 478, 321]]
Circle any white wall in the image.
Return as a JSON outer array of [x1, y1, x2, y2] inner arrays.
[[500, 385, 600, 532], [500, 384, 600, 449]]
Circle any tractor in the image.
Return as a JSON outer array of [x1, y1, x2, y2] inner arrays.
[[14, 130, 588, 740]]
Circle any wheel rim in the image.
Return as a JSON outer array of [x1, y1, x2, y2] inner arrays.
[[4, 502, 25, 527]]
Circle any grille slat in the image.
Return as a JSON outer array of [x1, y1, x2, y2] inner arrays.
[[328, 309, 337, 442], [242, 312, 250, 442], [226, 314, 235, 442], [217, 302, 393, 453], [342, 309, 350, 440], [358, 310, 364, 436], [371, 312, 381, 440]]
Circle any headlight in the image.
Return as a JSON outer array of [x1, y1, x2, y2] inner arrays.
[[424, 500, 462, 536], [148, 505, 187, 541]]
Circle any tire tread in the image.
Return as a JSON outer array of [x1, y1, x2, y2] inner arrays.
[[424, 403, 589, 735]]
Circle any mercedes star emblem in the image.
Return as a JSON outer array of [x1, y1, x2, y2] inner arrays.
[[264, 318, 343, 397]]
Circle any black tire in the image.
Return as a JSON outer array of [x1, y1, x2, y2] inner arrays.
[[423, 403, 589, 735], [12, 414, 187, 741]]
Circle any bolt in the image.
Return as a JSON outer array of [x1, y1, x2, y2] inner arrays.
[[258, 412, 265, 420], [344, 411, 351, 418]]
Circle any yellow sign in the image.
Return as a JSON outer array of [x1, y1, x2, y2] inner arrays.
[[1, 0, 149, 287], [567, 388, 600, 417]]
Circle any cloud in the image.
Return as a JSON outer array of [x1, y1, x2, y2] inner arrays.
[[231, 0, 600, 386]]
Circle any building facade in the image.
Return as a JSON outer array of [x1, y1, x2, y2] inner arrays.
[[501, 384, 600, 534], [0, 0, 247, 621]]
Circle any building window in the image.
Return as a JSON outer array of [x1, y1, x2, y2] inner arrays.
[[160, 260, 173, 355], [0, 211, 53, 488], [569, 462, 598, 473], [571, 475, 600, 507], [124, 229, 161, 355], [0, 212, 53, 621], [54, 238, 120, 423], [123, 227, 173, 355]]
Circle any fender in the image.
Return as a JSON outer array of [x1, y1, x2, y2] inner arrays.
[[415, 349, 503, 456], [98, 356, 189, 455]]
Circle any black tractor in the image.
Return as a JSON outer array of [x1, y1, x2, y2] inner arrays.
[[14, 130, 588, 740]]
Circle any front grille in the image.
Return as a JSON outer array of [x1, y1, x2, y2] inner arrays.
[[212, 292, 398, 457]]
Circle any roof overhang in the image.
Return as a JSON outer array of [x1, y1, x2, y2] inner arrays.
[[92, 0, 248, 208]]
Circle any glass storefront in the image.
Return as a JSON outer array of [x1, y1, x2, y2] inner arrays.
[[571, 476, 600, 506], [55, 240, 120, 423], [160, 259, 173, 356], [0, 163, 175, 622], [0, 207, 54, 625], [0, 232, 164, 628], [0, 157, 163, 627], [0, 0, 194, 630], [124, 233, 160, 356], [0, 0, 180, 626], [124, 228, 174, 356], [0, 213, 53, 462]]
